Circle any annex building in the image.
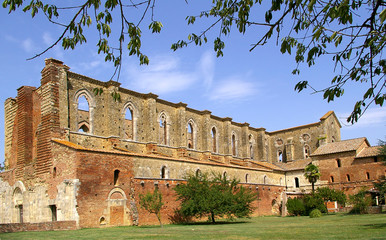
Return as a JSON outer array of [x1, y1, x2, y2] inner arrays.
[[0, 59, 384, 231]]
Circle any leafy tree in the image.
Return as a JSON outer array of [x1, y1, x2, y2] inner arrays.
[[303, 194, 327, 214], [348, 189, 372, 214], [2, 0, 385, 122], [314, 187, 346, 205], [174, 172, 258, 223], [379, 139, 386, 163], [286, 197, 306, 216], [304, 164, 321, 193], [139, 188, 164, 227], [373, 176, 386, 203]]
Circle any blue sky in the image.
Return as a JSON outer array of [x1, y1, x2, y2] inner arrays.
[[0, 1, 385, 164]]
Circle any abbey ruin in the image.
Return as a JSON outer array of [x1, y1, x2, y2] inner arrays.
[[0, 59, 384, 232]]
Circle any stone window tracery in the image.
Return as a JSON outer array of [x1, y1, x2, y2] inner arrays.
[[122, 102, 137, 141], [304, 145, 310, 159], [159, 113, 168, 145], [75, 89, 95, 134], [187, 120, 196, 149]]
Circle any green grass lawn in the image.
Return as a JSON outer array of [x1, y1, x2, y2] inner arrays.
[[1, 213, 385, 240]]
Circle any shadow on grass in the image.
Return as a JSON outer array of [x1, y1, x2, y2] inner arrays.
[[175, 220, 250, 226], [362, 223, 386, 229]]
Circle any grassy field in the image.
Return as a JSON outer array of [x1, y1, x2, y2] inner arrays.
[[1, 213, 385, 240]]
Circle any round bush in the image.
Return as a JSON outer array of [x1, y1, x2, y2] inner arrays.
[[309, 209, 322, 218]]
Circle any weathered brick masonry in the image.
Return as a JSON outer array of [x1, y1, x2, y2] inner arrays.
[[0, 59, 384, 232]]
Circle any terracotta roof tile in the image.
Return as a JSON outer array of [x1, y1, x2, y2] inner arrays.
[[274, 159, 312, 171], [311, 137, 367, 156], [356, 146, 381, 158]]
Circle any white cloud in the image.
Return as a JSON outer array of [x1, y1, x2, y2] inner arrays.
[[340, 107, 386, 129], [125, 55, 198, 94], [42, 32, 53, 45], [209, 77, 257, 101], [42, 32, 64, 59], [198, 51, 215, 90], [22, 38, 35, 53]]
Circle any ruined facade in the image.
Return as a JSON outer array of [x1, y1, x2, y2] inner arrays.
[[0, 59, 384, 231]]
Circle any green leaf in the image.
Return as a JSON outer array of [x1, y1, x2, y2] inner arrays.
[[380, 9, 386, 23]]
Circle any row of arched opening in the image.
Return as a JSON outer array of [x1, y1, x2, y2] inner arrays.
[[277, 144, 311, 162], [76, 91, 256, 158]]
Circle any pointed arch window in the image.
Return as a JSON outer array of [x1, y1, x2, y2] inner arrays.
[[159, 113, 168, 145], [330, 176, 334, 183], [124, 107, 134, 140], [231, 133, 237, 156], [211, 127, 217, 153], [187, 121, 194, 149], [75, 90, 94, 134], [249, 135, 254, 159], [77, 95, 90, 133], [122, 102, 137, 141]]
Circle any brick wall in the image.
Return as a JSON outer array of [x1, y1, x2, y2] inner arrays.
[[0, 221, 77, 233]]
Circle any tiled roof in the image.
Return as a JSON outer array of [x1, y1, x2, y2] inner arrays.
[[356, 146, 381, 158], [274, 159, 312, 171], [249, 161, 284, 171], [311, 137, 367, 156]]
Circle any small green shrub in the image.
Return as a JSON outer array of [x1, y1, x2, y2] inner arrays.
[[309, 209, 322, 218], [349, 190, 372, 214], [286, 197, 305, 216], [303, 194, 327, 215]]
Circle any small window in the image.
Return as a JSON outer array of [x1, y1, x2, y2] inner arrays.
[[263, 175, 267, 184], [195, 169, 201, 177], [336, 159, 341, 168], [330, 176, 334, 183], [245, 174, 249, 183], [346, 174, 351, 182], [161, 166, 167, 179], [294, 177, 300, 188], [223, 171, 227, 179], [114, 170, 120, 185], [278, 150, 283, 162], [50, 205, 57, 222], [366, 172, 370, 180], [304, 145, 310, 159], [78, 124, 89, 133], [53, 167, 57, 178]]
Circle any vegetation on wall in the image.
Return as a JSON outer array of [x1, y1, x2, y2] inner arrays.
[[139, 188, 164, 227], [174, 171, 258, 223]]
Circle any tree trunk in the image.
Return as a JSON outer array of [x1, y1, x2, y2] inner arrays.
[[211, 211, 215, 223], [311, 182, 315, 193], [156, 212, 163, 228]]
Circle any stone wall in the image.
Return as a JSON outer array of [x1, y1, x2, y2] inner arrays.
[[0, 221, 77, 233]]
